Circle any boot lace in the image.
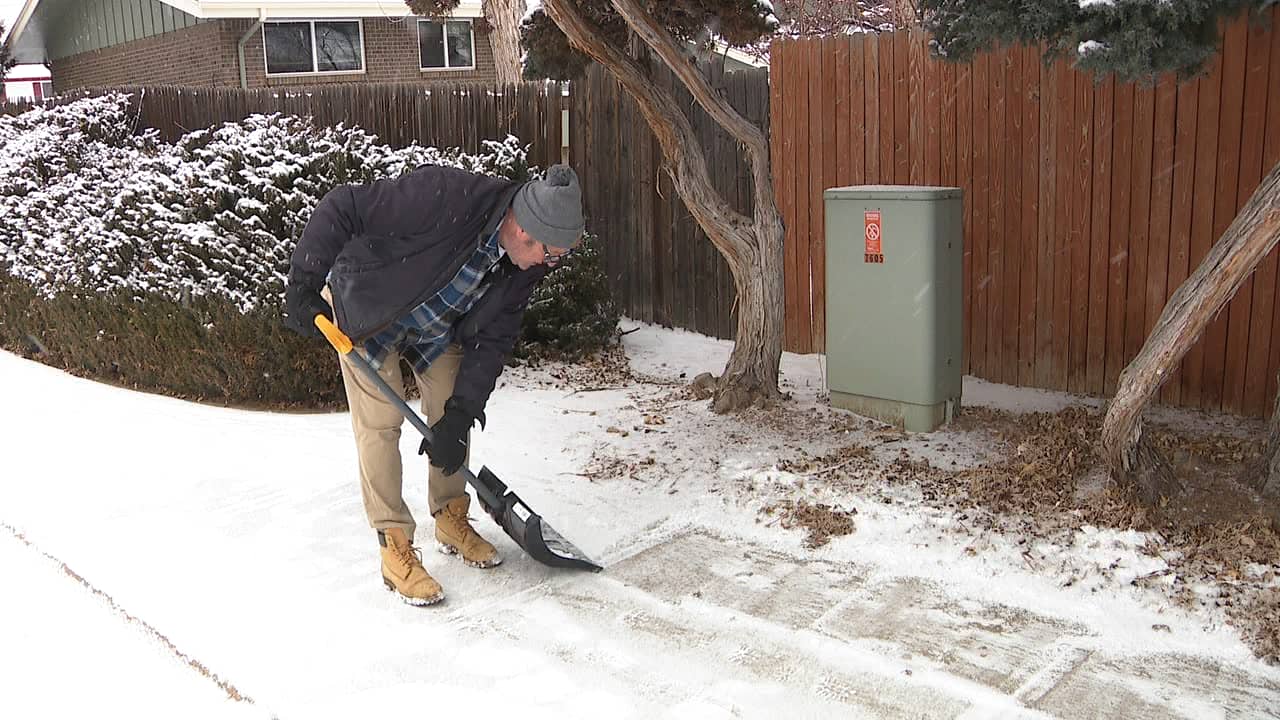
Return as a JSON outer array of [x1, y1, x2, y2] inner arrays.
[[393, 540, 425, 570], [447, 508, 482, 544]]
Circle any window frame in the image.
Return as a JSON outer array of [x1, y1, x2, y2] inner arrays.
[[416, 18, 477, 72], [263, 19, 367, 78]]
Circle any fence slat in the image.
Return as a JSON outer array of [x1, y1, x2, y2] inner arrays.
[[956, 60, 973, 376], [894, 31, 911, 184], [1183, 52, 1225, 407], [1052, 60, 1073, 391], [941, 60, 956, 188], [1237, 18, 1275, 416], [865, 38, 881, 184], [988, 49, 1007, 384], [1002, 49, 1022, 385], [1019, 45, 1040, 388], [1036, 56, 1057, 388], [850, 36, 866, 186], [972, 52, 990, 379], [1124, 79, 1156, 396], [791, 41, 811, 351], [1087, 76, 1114, 396], [1145, 75, 1177, 396], [1204, 18, 1250, 411], [1162, 75, 1201, 407], [879, 33, 895, 183], [802, 38, 823, 353], [909, 29, 925, 184], [835, 37, 852, 189], [1069, 70, 1093, 394], [924, 37, 941, 186]]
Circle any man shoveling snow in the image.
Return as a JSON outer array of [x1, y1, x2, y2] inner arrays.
[[283, 163, 586, 606]]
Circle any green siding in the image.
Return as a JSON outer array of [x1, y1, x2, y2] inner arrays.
[[47, 0, 203, 60]]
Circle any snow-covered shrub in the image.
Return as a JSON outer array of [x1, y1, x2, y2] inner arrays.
[[0, 93, 532, 312], [0, 92, 576, 407]]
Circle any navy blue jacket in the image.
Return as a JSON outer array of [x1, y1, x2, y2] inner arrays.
[[290, 165, 548, 417]]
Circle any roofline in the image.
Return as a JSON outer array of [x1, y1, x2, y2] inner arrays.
[[165, 1, 483, 19], [1, 0, 484, 59], [4, 1, 40, 56]]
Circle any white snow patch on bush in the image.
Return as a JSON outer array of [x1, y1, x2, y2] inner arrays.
[[0, 93, 532, 313]]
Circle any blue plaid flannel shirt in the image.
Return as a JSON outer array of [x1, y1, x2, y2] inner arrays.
[[362, 230, 504, 374]]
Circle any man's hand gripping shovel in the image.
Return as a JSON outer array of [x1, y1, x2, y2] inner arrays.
[[315, 314, 602, 572]]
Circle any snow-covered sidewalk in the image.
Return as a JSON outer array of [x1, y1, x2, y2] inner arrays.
[[1, 325, 1277, 718]]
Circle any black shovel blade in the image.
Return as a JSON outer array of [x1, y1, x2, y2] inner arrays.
[[472, 467, 603, 572]]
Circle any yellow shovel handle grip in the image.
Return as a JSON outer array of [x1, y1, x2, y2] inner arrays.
[[314, 315, 353, 354]]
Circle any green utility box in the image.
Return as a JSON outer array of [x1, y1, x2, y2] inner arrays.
[[823, 185, 963, 432]]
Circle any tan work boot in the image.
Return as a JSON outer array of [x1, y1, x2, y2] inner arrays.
[[434, 495, 502, 568], [379, 528, 445, 606]]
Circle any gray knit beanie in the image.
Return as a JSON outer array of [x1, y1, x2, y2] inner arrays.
[[512, 164, 586, 249]]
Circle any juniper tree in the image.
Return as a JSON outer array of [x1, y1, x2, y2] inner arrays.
[[922, 0, 1261, 82], [520, 1, 787, 412], [922, 0, 1280, 503]]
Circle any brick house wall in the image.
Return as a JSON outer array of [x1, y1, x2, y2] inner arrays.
[[52, 17, 497, 92]]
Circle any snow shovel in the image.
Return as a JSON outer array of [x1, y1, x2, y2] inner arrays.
[[314, 314, 603, 573]]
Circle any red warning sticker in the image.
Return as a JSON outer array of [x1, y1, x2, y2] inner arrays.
[[864, 210, 884, 263]]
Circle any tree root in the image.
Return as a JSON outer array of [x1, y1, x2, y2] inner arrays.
[[708, 373, 783, 414], [1114, 436, 1184, 513]]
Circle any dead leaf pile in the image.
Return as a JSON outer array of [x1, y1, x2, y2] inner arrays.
[[761, 500, 857, 548]]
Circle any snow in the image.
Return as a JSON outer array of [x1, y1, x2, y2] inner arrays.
[[1078, 40, 1107, 56], [522, 0, 543, 24], [1079, 0, 1116, 8], [3, 321, 1279, 717]]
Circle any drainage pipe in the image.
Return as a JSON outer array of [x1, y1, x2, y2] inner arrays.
[[237, 10, 267, 90]]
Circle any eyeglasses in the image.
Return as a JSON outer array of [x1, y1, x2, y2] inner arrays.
[[543, 245, 575, 267]]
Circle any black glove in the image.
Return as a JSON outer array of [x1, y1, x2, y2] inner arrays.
[[284, 273, 331, 338], [419, 397, 479, 476]]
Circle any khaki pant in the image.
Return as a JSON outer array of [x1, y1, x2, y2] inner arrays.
[[323, 288, 469, 542]]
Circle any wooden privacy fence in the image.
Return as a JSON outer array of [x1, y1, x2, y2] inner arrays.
[[570, 62, 770, 340], [772, 9, 1280, 417], [69, 82, 566, 167]]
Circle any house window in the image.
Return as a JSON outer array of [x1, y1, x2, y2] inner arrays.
[[264, 20, 364, 75], [38, 82, 53, 99], [418, 19, 475, 71]]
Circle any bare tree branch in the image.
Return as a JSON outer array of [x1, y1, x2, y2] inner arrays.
[[607, 0, 781, 245], [541, 0, 754, 270]]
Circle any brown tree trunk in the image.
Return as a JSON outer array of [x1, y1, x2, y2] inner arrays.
[[890, 0, 920, 27], [1102, 161, 1280, 505], [542, 0, 785, 410], [483, 0, 526, 84], [1262, 377, 1280, 497]]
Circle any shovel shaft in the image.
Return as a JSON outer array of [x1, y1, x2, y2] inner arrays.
[[314, 315, 436, 445], [315, 315, 508, 514]]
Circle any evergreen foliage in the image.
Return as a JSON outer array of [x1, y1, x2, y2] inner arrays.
[[517, 233, 620, 361], [520, 1, 779, 80], [921, 0, 1271, 83]]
